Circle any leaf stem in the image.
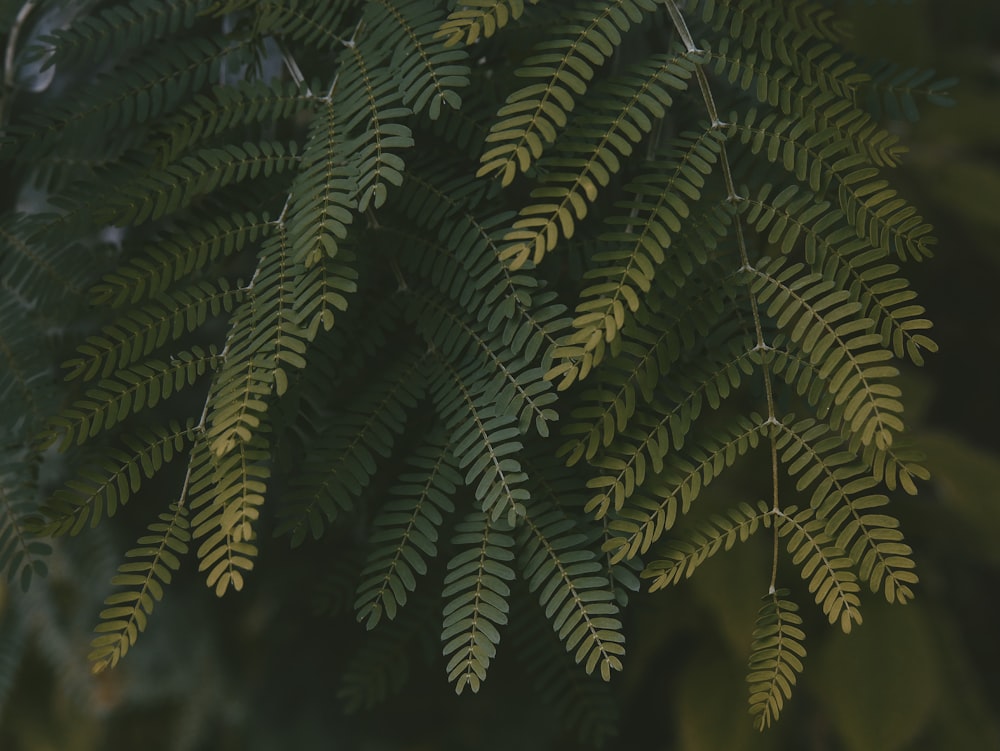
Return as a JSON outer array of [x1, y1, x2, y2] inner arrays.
[[663, 0, 782, 587]]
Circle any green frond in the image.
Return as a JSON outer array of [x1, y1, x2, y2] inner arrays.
[[684, 0, 846, 47], [275, 350, 427, 546], [478, 0, 659, 186], [728, 108, 935, 261], [34, 0, 205, 71], [429, 354, 531, 525], [285, 102, 357, 267], [250, 0, 359, 50], [11, 36, 250, 161], [774, 505, 863, 633], [498, 49, 704, 269], [153, 80, 314, 164], [749, 256, 904, 450], [106, 140, 299, 226], [336, 41, 414, 212], [740, 185, 937, 365], [411, 289, 559, 438], [556, 282, 743, 464], [437, 0, 536, 47], [394, 168, 572, 369], [355, 436, 460, 629], [746, 589, 807, 731], [292, 251, 358, 342], [548, 158, 731, 389], [63, 280, 243, 381], [707, 38, 904, 168], [522, 450, 641, 609], [774, 417, 918, 603], [44, 348, 219, 450], [40, 420, 194, 536], [0, 295, 56, 437], [191, 435, 268, 596], [0, 452, 50, 590], [88, 502, 190, 672], [602, 414, 767, 560], [204, 227, 314, 458], [1, 213, 93, 303], [441, 511, 516, 694], [517, 502, 625, 680], [642, 501, 771, 590], [89, 211, 271, 308], [862, 61, 958, 122], [367, 0, 469, 119]]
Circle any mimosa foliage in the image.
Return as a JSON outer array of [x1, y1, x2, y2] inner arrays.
[[0, 0, 949, 734]]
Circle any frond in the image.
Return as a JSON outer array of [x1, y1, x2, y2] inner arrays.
[[366, 0, 469, 119], [437, 0, 536, 47], [191, 434, 268, 596], [63, 280, 243, 381], [44, 349, 219, 450], [275, 349, 427, 546], [746, 589, 807, 731], [602, 414, 767, 561], [548, 191, 734, 390], [355, 435, 460, 629], [11, 36, 250, 161], [517, 501, 625, 680], [478, 0, 659, 186], [0, 293, 56, 437], [862, 61, 958, 122], [748, 256, 904, 450], [39, 420, 192, 538], [774, 417, 918, 603], [412, 288, 559, 438], [774, 505, 862, 633], [336, 40, 413, 212], [556, 280, 744, 464], [89, 211, 271, 308], [204, 227, 313, 459], [34, 0, 205, 71], [642, 501, 771, 591], [728, 108, 935, 261], [153, 80, 315, 164], [741, 185, 937, 365], [105, 140, 299, 226], [285, 102, 357, 267], [441, 510, 516, 694], [428, 354, 531, 526], [0, 451, 50, 590], [497, 49, 704, 269], [88, 502, 190, 672]]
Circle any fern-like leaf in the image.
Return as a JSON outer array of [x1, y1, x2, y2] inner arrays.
[[774, 505, 862, 633], [642, 501, 771, 590], [517, 502, 625, 680], [746, 589, 807, 731], [89, 502, 190, 672], [355, 437, 460, 629], [441, 511, 516, 694]]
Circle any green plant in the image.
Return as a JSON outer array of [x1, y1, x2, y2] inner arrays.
[[0, 0, 954, 739]]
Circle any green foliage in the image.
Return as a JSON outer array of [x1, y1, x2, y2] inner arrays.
[[747, 589, 807, 730], [0, 0, 952, 738]]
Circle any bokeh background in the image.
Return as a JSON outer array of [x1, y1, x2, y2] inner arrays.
[[1, 1, 999, 749]]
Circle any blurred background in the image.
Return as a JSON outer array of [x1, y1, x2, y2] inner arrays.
[[1, 0, 999, 749]]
